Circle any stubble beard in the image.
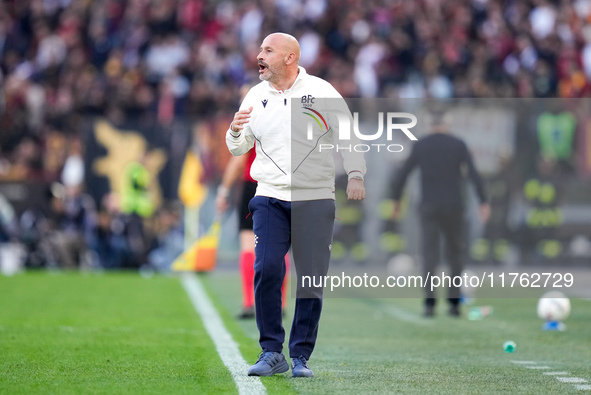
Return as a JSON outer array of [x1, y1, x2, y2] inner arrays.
[[259, 64, 283, 84], [259, 69, 274, 82]]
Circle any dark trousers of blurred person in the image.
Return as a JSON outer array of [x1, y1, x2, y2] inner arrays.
[[46, 231, 87, 268], [125, 213, 148, 268], [420, 205, 465, 310], [88, 230, 128, 269]]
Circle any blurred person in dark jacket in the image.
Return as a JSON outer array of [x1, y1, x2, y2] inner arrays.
[[392, 110, 490, 317]]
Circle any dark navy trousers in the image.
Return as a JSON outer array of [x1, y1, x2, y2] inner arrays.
[[248, 196, 335, 360], [420, 205, 465, 306]]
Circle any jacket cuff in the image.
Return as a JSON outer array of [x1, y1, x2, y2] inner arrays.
[[347, 171, 364, 181], [228, 127, 241, 139]]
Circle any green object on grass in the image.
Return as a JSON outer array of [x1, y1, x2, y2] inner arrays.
[[503, 340, 517, 353]]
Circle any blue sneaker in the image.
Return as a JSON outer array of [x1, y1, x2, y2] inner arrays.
[[291, 356, 314, 377], [247, 351, 289, 376]]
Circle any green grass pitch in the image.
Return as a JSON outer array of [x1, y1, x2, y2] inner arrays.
[[1, 270, 590, 394]]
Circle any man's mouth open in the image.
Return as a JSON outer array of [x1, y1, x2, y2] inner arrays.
[[258, 63, 268, 73]]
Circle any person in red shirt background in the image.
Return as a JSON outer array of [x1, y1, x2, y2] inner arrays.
[[216, 148, 289, 319]]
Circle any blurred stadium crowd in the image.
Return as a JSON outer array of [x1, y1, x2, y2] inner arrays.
[[1, 0, 591, 270]]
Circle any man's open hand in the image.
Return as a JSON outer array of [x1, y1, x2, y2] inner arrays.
[[231, 106, 253, 133]]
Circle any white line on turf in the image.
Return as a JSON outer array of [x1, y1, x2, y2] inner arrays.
[[512, 361, 590, 391], [181, 273, 266, 395], [556, 377, 588, 384]]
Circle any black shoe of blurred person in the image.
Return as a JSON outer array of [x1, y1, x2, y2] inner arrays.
[[448, 304, 461, 317], [238, 306, 255, 319], [424, 305, 435, 318]]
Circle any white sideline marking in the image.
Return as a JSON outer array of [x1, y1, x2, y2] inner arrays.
[[512, 360, 590, 391], [181, 273, 266, 395], [556, 377, 588, 383]]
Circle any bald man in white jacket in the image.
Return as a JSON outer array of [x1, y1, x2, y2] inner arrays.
[[227, 32, 366, 378]]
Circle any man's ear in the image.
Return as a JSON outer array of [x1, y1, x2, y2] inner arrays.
[[285, 52, 296, 65]]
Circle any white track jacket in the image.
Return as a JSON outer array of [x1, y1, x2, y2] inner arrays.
[[226, 67, 366, 202]]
